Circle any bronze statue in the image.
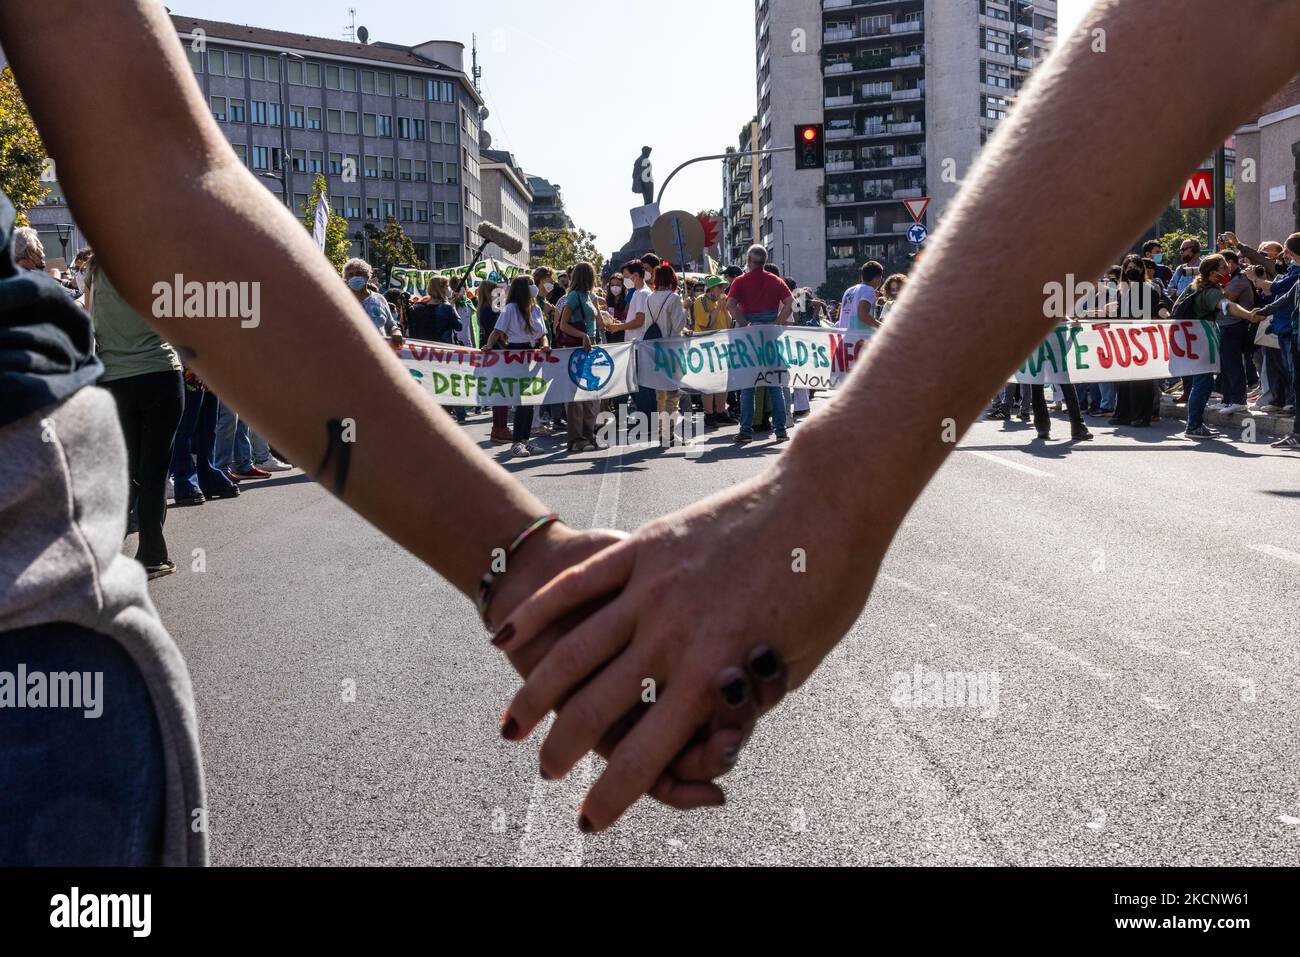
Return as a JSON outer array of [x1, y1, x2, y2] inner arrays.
[[632, 146, 654, 206]]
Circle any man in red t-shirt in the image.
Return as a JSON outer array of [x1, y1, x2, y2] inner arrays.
[[726, 244, 794, 444]]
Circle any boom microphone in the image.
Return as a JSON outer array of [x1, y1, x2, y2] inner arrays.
[[476, 221, 523, 256]]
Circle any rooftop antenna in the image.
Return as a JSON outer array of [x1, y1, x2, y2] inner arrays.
[[471, 33, 482, 93], [344, 7, 357, 42]]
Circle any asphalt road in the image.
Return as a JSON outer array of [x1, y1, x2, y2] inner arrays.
[[144, 401, 1300, 865]]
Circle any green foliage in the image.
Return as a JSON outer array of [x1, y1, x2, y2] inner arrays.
[[0, 67, 49, 225], [529, 227, 604, 275], [298, 173, 352, 273], [367, 217, 424, 282]]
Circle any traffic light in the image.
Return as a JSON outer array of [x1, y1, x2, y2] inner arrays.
[[794, 124, 824, 170]]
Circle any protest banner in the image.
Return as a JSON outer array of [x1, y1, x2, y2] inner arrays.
[[395, 338, 636, 406], [1013, 319, 1220, 384], [390, 261, 530, 301], [635, 326, 875, 394]]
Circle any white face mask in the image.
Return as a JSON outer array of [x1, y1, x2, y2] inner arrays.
[[528, 284, 539, 298], [543, 281, 555, 293], [610, 285, 623, 295]]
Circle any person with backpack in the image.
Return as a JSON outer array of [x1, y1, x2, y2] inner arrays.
[[1175, 255, 1258, 439], [555, 262, 604, 453], [643, 263, 691, 448], [1250, 233, 1300, 448]]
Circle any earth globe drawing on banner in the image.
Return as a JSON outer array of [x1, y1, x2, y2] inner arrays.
[[568, 347, 615, 392]]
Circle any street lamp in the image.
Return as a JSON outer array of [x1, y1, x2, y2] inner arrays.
[[776, 218, 787, 275], [53, 223, 73, 263], [277, 51, 305, 205]]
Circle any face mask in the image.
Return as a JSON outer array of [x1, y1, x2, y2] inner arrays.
[[610, 284, 623, 295], [543, 282, 555, 293], [528, 284, 539, 298], [347, 276, 367, 292], [1153, 253, 1163, 264], [1182, 252, 1195, 264], [1124, 270, 1144, 283]]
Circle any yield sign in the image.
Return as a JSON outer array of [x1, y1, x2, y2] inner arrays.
[[902, 197, 931, 223]]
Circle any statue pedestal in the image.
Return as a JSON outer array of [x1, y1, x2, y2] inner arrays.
[[604, 225, 654, 279]]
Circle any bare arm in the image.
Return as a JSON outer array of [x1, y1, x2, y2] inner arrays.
[[856, 296, 881, 329], [0, 1, 551, 596], [791, 0, 1300, 531]]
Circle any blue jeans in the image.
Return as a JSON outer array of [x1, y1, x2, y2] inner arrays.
[[1075, 383, 1102, 410], [215, 399, 270, 471], [1278, 333, 1297, 409], [0, 622, 164, 865], [171, 386, 235, 497], [1099, 382, 1116, 411], [740, 384, 788, 437], [1186, 372, 1215, 430]]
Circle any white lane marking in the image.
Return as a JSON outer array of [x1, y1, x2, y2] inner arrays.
[[958, 449, 1054, 478], [1249, 543, 1300, 565], [514, 443, 623, 866]]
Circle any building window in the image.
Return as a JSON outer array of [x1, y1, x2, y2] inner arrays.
[[251, 146, 270, 171], [249, 55, 265, 80], [363, 113, 377, 137], [429, 123, 442, 144], [228, 53, 244, 78], [381, 157, 394, 180], [430, 161, 444, 183], [344, 111, 359, 135], [444, 122, 458, 144], [287, 60, 303, 85], [361, 71, 376, 95], [229, 98, 246, 123], [982, 94, 1009, 120], [332, 195, 346, 217], [441, 81, 454, 102], [186, 47, 203, 73], [416, 201, 428, 222], [400, 200, 413, 223], [364, 155, 379, 179], [289, 106, 305, 129], [326, 65, 340, 89], [266, 57, 279, 82], [346, 196, 361, 219], [366, 198, 380, 220], [341, 68, 357, 92], [329, 152, 343, 175], [446, 163, 458, 185], [327, 109, 342, 134], [983, 27, 1011, 55], [395, 75, 409, 98], [250, 101, 267, 125], [399, 159, 412, 181], [447, 203, 461, 225], [430, 202, 445, 224], [413, 160, 427, 182], [207, 50, 225, 76], [292, 149, 307, 172], [309, 151, 323, 173], [210, 96, 227, 121], [308, 107, 322, 130], [377, 73, 392, 96], [231, 143, 247, 166], [305, 63, 321, 86], [378, 115, 392, 137], [268, 103, 282, 127], [383, 199, 396, 221], [294, 192, 309, 213]]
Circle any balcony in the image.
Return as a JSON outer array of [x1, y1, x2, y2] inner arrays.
[[891, 20, 923, 34], [825, 95, 855, 108], [890, 54, 923, 68], [826, 192, 856, 205], [894, 186, 924, 199], [826, 223, 857, 238], [823, 27, 855, 43], [891, 88, 922, 101], [825, 62, 854, 76], [828, 257, 857, 267], [887, 121, 923, 134], [825, 160, 856, 173], [891, 155, 924, 167], [826, 126, 855, 141]]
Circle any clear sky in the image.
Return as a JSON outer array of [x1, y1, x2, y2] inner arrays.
[[172, 0, 1099, 260]]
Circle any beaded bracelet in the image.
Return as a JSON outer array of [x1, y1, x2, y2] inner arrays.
[[476, 513, 561, 629]]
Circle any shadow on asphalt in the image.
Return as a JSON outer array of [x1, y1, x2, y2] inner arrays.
[[497, 429, 789, 475]]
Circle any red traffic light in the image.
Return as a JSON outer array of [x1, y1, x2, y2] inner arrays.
[[802, 127, 817, 142]]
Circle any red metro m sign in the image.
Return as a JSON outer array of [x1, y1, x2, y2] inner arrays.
[[1180, 171, 1213, 209]]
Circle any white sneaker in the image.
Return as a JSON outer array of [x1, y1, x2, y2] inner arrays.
[[511, 442, 531, 457], [256, 456, 292, 472], [525, 439, 544, 453], [1218, 403, 1248, 415]]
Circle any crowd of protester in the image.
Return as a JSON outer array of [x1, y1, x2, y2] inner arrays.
[[16, 214, 1295, 584], [987, 231, 1300, 448]]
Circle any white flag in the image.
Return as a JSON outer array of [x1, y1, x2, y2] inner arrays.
[[312, 193, 330, 250]]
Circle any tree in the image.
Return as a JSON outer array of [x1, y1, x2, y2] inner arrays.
[[530, 227, 605, 275], [298, 174, 353, 273], [367, 216, 424, 283], [1157, 231, 1204, 268], [0, 67, 49, 225]]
